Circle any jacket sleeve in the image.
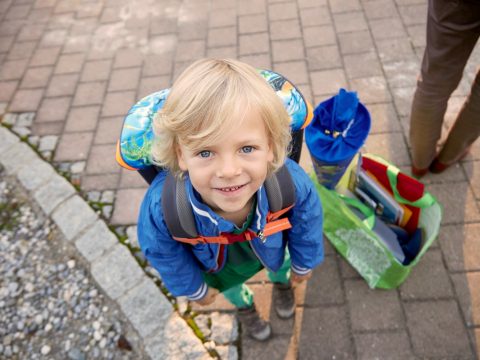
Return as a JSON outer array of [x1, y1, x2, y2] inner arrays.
[[285, 160, 324, 275], [137, 179, 207, 300]]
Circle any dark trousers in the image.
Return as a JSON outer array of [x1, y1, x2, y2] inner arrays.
[[409, 0, 480, 168]]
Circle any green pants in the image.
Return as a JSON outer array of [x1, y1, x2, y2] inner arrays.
[[221, 252, 291, 308], [203, 240, 291, 309]]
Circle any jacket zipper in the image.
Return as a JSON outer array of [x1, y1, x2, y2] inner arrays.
[[211, 243, 224, 272], [248, 229, 271, 272], [210, 228, 267, 272]]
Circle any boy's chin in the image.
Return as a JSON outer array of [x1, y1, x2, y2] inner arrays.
[[213, 197, 254, 216], [216, 202, 247, 214]]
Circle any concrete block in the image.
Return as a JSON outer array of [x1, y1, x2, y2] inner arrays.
[[33, 174, 76, 215], [216, 345, 238, 360], [333, 12, 368, 33], [209, 8, 237, 28], [2, 142, 37, 175], [377, 39, 416, 64], [0, 126, 20, 155], [370, 17, 407, 41], [303, 25, 336, 48], [17, 158, 55, 191], [210, 312, 238, 345], [307, 45, 341, 71], [310, 69, 347, 96], [398, 3, 427, 26], [349, 76, 392, 104], [75, 219, 117, 262], [364, 133, 410, 166], [338, 31, 374, 55], [301, 256, 345, 306], [274, 60, 308, 85], [428, 182, 480, 224], [404, 300, 473, 358], [344, 51, 383, 79], [272, 39, 304, 62], [298, 306, 354, 359], [268, 2, 297, 21], [118, 277, 173, 338], [363, 0, 398, 20], [208, 27, 237, 48], [144, 313, 209, 360], [330, 0, 361, 13], [451, 272, 480, 327], [52, 195, 98, 241], [439, 224, 480, 272], [391, 86, 415, 117], [366, 103, 401, 134], [239, 14, 268, 34], [91, 244, 145, 300], [300, 6, 330, 27], [399, 250, 453, 300], [345, 279, 404, 331], [242, 334, 293, 360], [353, 331, 414, 360], [111, 188, 146, 225], [239, 33, 269, 56], [464, 160, 480, 200]]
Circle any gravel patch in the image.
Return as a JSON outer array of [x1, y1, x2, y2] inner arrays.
[[0, 170, 144, 359]]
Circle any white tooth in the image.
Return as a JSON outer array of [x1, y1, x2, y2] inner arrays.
[[221, 185, 241, 191]]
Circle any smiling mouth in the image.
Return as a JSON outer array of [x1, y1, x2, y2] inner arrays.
[[215, 184, 246, 192]]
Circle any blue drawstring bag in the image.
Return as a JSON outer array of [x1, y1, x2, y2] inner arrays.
[[306, 88, 371, 189]]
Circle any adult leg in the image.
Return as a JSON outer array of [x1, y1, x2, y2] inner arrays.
[[409, 0, 479, 169], [436, 67, 480, 165]]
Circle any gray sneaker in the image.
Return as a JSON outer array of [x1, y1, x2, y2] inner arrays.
[[237, 304, 272, 341], [273, 282, 295, 319]]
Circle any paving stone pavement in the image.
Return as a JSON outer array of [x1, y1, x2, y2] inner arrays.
[[1, 0, 480, 359]]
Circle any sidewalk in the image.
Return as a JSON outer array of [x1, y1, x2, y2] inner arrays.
[[1, 0, 479, 358]]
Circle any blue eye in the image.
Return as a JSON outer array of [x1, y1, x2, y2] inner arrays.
[[198, 150, 211, 158], [241, 146, 254, 153]]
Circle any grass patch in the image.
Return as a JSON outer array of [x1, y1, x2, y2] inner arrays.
[[0, 199, 21, 231]]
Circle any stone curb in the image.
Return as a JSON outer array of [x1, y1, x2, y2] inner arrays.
[[0, 126, 210, 359]]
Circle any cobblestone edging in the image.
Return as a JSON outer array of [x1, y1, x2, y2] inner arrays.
[[0, 125, 213, 360]]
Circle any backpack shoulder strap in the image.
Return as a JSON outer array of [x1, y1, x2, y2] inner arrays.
[[264, 165, 296, 213], [161, 173, 198, 239]]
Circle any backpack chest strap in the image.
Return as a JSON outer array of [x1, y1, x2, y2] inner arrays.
[[172, 213, 293, 246]]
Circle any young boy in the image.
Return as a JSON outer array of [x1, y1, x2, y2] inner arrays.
[[138, 58, 324, 341]]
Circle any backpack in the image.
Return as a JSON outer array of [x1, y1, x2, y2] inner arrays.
[[116, 69, 313, 244]]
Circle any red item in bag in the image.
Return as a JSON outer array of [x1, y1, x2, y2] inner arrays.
[[361, 156, 425, 234]]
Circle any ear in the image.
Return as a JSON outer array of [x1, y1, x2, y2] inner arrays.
[[176, 144, 188, 171], [267, 141, 274, 163]]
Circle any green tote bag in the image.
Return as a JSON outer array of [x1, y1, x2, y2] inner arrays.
[[312, 154, 442, 289]]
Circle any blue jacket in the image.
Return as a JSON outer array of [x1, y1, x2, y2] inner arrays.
[[138, 158, 324, 301]]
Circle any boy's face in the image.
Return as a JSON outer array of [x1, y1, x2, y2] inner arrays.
[[176, 108, 274, 220]]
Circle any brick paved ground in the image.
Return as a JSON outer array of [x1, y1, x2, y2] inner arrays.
[[1, 0, 480, 358]]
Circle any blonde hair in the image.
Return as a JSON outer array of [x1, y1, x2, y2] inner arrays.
[[151, 58, 291, 176]]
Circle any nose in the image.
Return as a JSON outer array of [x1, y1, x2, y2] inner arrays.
[[216, 155, 241, 178]]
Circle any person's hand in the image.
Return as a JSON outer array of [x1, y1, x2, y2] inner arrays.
[[291, 272, 312, 286], [195, 287, 219, 306]]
